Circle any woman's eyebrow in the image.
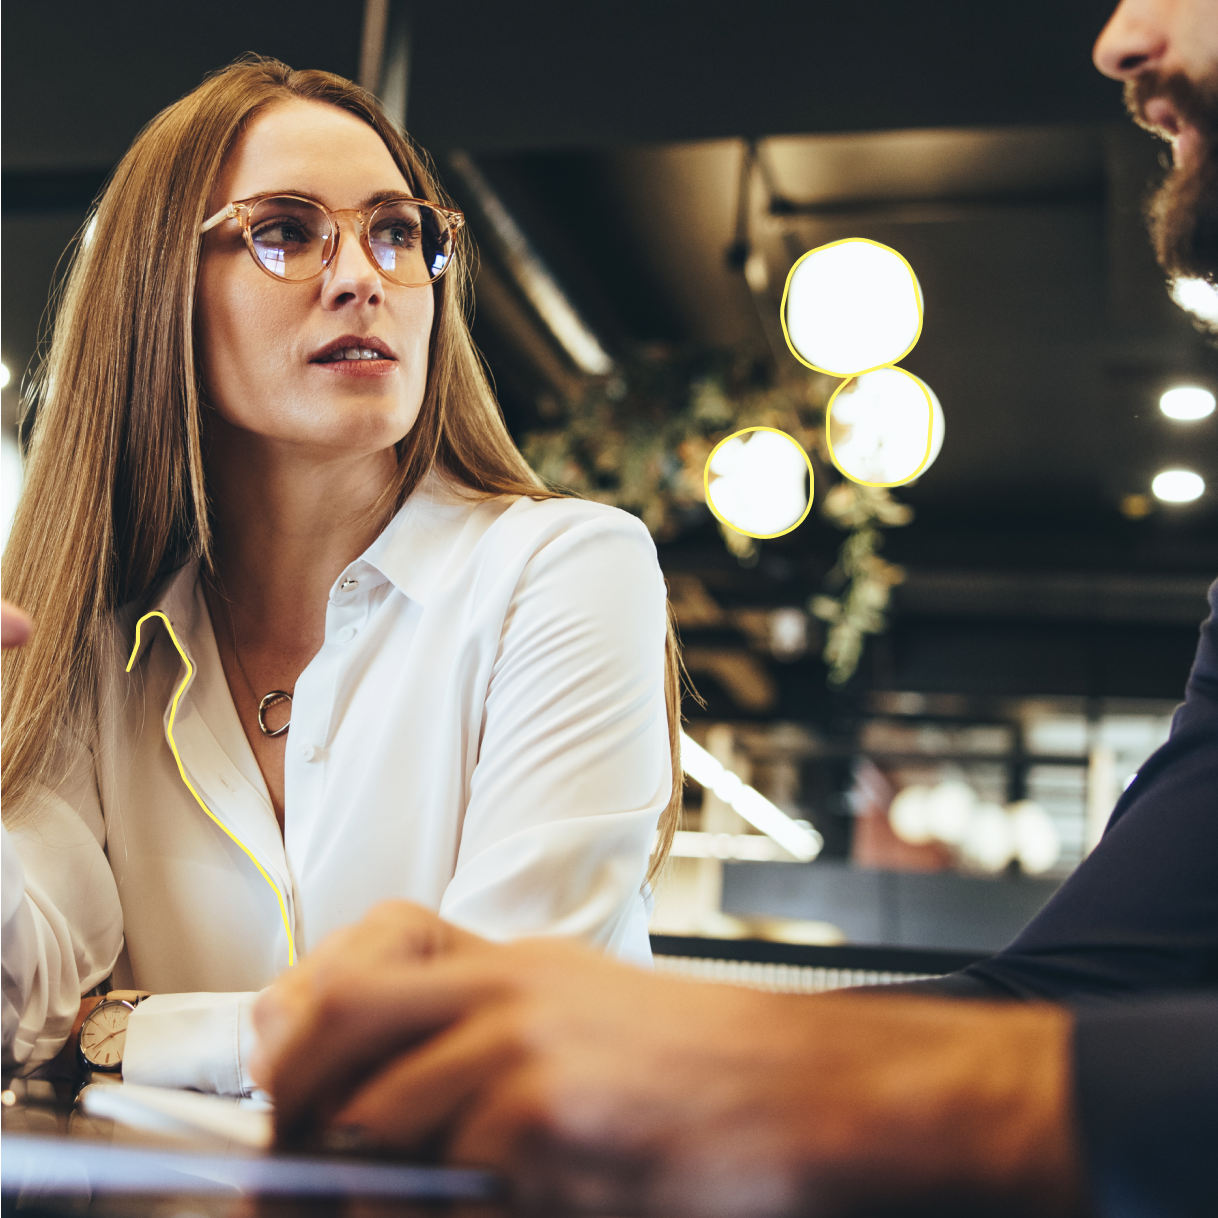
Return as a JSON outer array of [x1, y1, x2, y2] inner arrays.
[[361, 188, 417, 208], [240, 188, 416, 208]]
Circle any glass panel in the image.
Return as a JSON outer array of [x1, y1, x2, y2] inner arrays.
[[247, 196, 332, 280]]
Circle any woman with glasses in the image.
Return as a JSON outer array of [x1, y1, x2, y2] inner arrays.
[[1, 58, 681, 1092]]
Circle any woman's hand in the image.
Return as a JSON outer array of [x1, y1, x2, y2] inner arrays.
[[1, 599, 32, 649]]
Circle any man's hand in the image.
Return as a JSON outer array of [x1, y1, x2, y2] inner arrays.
[[251, 901, 490, 1135], [255, 903, 1087, 1216]]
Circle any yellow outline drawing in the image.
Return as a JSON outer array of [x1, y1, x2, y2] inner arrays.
[[127, 611, 296, 966], [824, 368, 935, 489], [703, 426, 815, 540], [779, 237, 924, 378]]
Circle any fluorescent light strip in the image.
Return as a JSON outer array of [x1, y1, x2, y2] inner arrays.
[[667, 831, 799, 861], [680, 732, 823, 861], [448, 151, 614, 376]]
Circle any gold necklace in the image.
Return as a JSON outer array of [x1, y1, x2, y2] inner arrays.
[[208, 578, 293, 739]]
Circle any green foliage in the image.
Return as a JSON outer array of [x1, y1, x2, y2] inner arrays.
[[809, 483, 912, 686]]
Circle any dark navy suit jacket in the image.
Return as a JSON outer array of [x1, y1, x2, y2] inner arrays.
[[913, 579, 1218, 1216]]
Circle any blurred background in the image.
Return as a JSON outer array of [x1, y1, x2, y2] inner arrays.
[[4, 0, 1216, 968]]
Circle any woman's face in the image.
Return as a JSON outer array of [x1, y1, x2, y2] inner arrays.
[[197, 99, 434, 457]]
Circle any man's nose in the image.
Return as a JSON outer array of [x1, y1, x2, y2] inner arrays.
[[1093, 0, 1169, 81]]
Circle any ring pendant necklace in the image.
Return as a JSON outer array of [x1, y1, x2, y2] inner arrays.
[[216, 587, 293, 738], [256, 690, 293, 738]]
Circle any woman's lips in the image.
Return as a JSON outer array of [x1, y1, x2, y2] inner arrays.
[[311, 358, 398, 378]]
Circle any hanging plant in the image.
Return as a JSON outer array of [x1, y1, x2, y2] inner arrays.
[[809, 482, 912, 686]]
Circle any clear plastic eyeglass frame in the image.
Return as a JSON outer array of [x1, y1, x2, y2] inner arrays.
[[199, 192, 465, 287]]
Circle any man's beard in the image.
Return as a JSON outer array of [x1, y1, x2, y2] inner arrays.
[[1127, 71, 1218, 283]]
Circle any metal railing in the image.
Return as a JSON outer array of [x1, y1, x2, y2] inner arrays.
[[650, 936, 987, 995]]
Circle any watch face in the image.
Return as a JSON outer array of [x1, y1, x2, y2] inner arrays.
[[79, 1000, 135, 1071]]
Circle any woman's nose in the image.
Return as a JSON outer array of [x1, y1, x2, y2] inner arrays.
[[1093, 0, 1170, 80], [319, 214, 384, 310]]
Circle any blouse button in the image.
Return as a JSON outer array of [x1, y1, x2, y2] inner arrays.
[[336, 625, 357, 643], [298, 743, 318, 762]]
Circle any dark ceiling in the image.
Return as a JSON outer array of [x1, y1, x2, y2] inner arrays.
[[3, 0, 1216, 719]]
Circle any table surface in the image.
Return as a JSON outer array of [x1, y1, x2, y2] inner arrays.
[[1, 1079, 507, 1218]]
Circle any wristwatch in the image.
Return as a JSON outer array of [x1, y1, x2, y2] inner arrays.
[[77, 990, 151, 1075]]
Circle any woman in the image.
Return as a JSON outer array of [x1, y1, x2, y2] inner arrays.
[[1, 58, 681, 1094]]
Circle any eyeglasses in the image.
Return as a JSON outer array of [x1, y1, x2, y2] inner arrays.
[[200, 192, 465, 287]]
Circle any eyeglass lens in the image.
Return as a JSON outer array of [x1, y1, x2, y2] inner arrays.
[[246, 196, 454, 285]]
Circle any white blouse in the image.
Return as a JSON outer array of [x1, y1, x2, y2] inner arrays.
[[4, 476, 671, 1092]]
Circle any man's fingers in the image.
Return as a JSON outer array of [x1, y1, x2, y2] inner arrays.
[[253, 906, 488, 1095], [325, 1011, 528, 1156], [269, 961, 508, 1146]]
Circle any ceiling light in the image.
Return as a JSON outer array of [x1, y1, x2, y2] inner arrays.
[[960, 802, 1015, 874], [768, 608, 808, 660], [1169, 277, 1218, 329], [705, 427, 813, 538], [923, 780, 975, 846], [447, 151, 613, 376], [0, 363, 9, 390], [1119, 493, 1153, 520], [1010, 801, 1060, 875], [1159, 385, 1215, 420], [782, 238, 923, 377], [666, 831, 795, 862], [826, 367, 944, 486], [1151, 469, 1205, 503], [680, 732, 823, 861], [889, 784, 933, 845]]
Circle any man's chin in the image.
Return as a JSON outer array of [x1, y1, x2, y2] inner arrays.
[[1148, 146, 1218, 284]]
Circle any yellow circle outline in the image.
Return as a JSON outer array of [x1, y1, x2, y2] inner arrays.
[[779, 237, 925, 378], [127, 611, 297, 967], [824, 368, 935, 489], [703, 426, 815, 539]]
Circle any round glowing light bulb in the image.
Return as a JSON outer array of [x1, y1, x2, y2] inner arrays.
[[0, 363, 9, 390], [782, 238, 923, 377], [960, 802, 1015, 874], [889, 785, 933, 845], [1009, 801, 1060, 876], [826, 367, 944, 487], [1151, 469, 1205, 503], [1159, 386, 1215, 420], [704, 427, 813, 539], [923, 780, 975, 846]]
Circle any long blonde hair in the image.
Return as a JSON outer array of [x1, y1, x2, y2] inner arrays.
[[2, 57, 682, 880]]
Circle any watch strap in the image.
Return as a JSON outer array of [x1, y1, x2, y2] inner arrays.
[[104, 990, 151, 1006]]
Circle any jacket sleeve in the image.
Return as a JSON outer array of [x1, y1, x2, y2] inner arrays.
[[910, 576, 1218, 1003], [439, 509, 669, 963], [2, 739, 125, 1068], [1074, 995, 1218, 1216]]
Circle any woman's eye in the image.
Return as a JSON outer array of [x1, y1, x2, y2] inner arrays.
[[374, 221, 419, 248], [252, 220, 310, 246]]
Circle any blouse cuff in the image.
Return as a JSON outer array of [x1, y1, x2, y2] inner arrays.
[[123, 991, 260, 1096]]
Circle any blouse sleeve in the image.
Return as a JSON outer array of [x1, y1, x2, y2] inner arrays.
[[439, 508, 670, 959], [3, 738, 124, 1067]]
